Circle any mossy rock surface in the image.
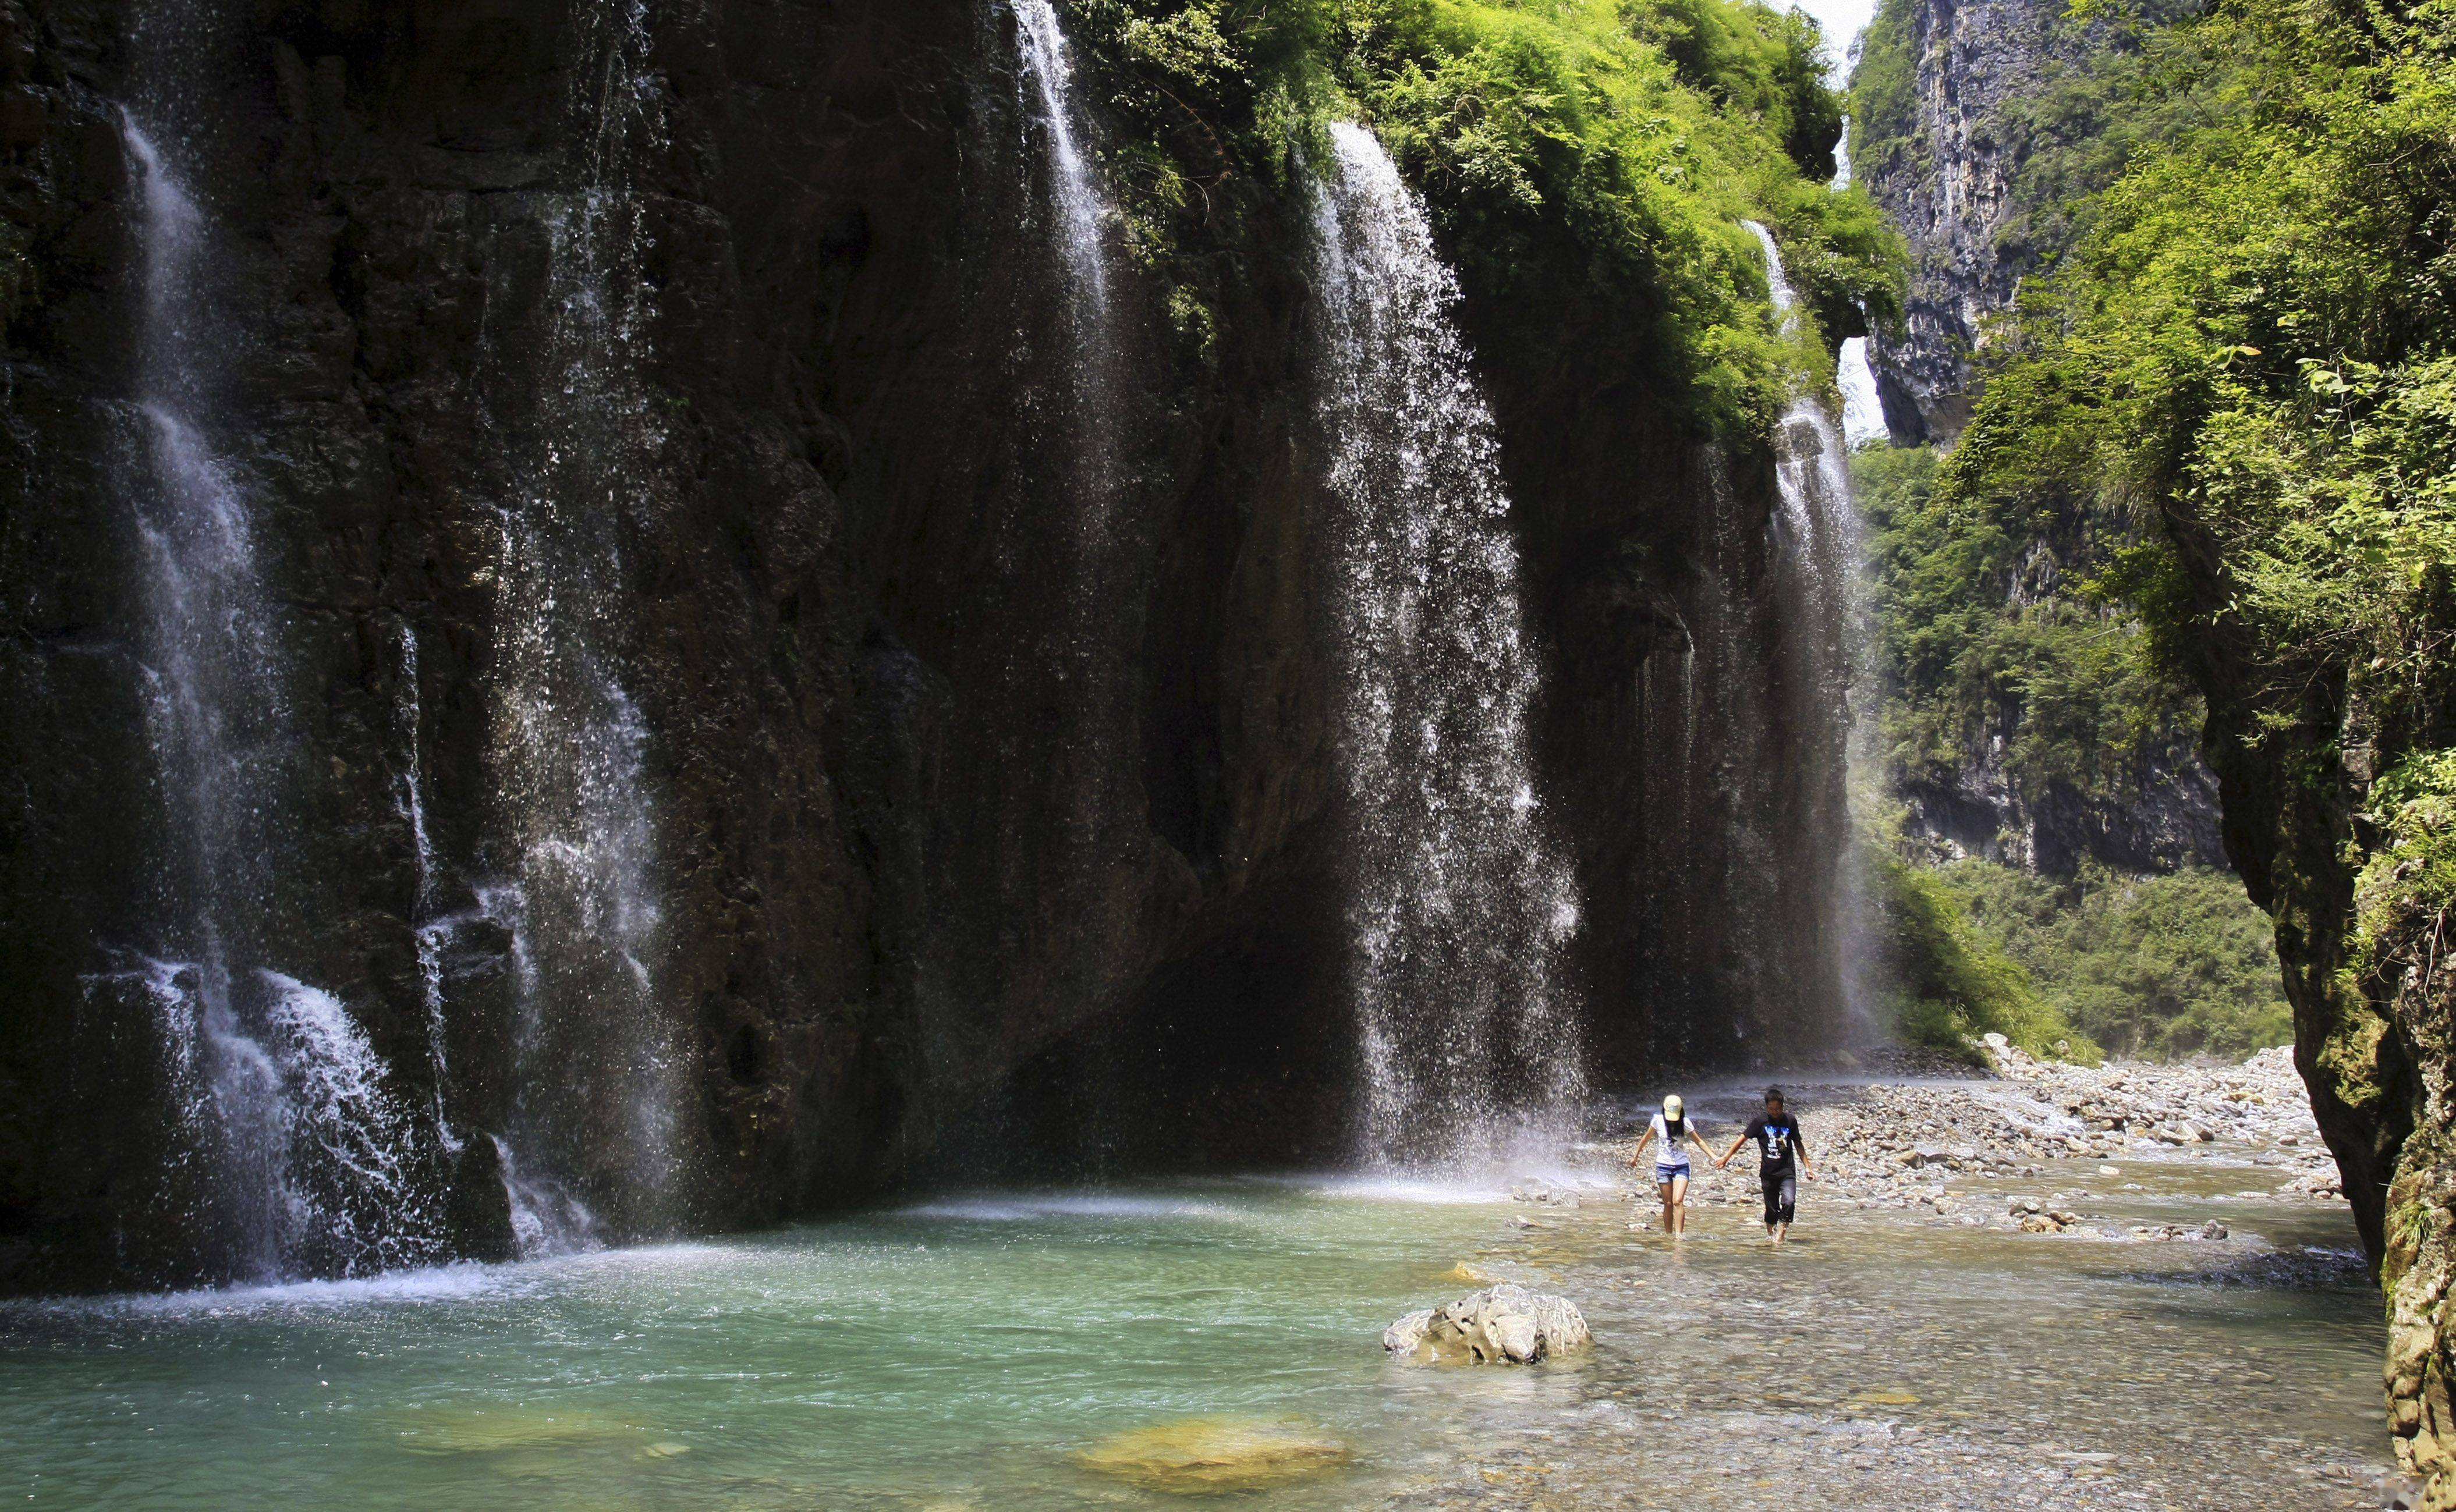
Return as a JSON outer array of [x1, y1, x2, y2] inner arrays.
[[1074, 1417, 1352, 1494]]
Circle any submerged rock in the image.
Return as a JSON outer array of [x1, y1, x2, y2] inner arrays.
[[391, 1406, 644, 1456], [1073, 1417, 1349, 1493], [1384, 1283, 1591, 1364]]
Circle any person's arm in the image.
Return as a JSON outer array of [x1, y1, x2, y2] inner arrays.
[[1715, 1128, 1749, 1169], [1795, 1122, 1814, 1180], [1626, 1126, 1657, 1167], [1686, 1125, 1716, 1162]]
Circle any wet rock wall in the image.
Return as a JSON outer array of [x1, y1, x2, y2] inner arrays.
[[0, 0, 1847, 1289]]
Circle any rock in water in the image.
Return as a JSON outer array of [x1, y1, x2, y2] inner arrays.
[[1074, 1418, 1350, 1493], [1384, 1283, 1591, 1364]]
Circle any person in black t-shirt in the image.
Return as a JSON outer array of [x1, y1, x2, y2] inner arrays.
[[1715, 1086, 1814, 1244]]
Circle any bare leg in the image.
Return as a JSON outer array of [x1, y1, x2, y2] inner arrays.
[[1669, 1172, 1690, 1236]]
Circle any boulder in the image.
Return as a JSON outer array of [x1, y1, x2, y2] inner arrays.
[[1384, 1283, 1591, 1365]]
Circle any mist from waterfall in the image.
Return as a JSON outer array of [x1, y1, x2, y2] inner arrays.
[[109, 108, 441, 1281], [477, 0, 686, 1254], [1748, 219, 1880, 1040], [1309, 122, 1587, 1166]]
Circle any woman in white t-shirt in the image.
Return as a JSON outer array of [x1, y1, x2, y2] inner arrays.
[[1626, 1094, 1714, 1236]]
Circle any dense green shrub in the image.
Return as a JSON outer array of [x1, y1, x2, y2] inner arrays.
[[1065, 0, 1901, 431], [1853, 439, 2203, 815], [1936, 860, 2292, 1059], [1941, 0, 2456, 729], [1861, 837, 2097, 1063]]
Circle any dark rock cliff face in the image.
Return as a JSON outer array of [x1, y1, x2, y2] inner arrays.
[[0, 0, 1845, 1291], [1897, 749, 2224, 877]]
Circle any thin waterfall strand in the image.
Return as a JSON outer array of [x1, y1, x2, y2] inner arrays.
[[481, 0, 686, 1252], [1748, 219, 1880, 1041], [1011, 0, 1108, 311]]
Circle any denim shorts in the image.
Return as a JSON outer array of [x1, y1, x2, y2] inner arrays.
[[1654, 1162, 1691, 1184]]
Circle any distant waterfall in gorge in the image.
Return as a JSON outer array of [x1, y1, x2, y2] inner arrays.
[[476, 0, 685, 1253], [1837, 340, 1888, 446], [106, 115, 441, 1281], [1828, 120, 1890, 446], [1747, 220, 1879, 1039], [1309, 122, 1587, 1163]]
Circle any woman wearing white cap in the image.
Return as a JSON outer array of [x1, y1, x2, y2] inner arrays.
[[1627, 1094, 1714, 1237]]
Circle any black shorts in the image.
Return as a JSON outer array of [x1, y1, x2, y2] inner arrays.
[[1761, 1167, 1797, 1224]]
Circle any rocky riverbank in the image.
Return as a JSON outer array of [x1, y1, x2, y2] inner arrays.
[[1587, 1041, 2345, 1227], [1385, 1048, 2399, 1510]]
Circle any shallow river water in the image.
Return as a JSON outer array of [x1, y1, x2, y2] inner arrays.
[[0, 1156, 2389, 1510]]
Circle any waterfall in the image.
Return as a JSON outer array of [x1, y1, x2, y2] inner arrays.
[[1748, 220, 1879, 1039], [111, 119, 440, 1280], [390, 624, 461, 1156], [477, 0, 686, 1252], [1000, 0, 1146, 1019], [1837, 339, 1887, 446], [1012, 0, 1110, 315], [1828, 119, 1890, 446], [1309, 122, 1587, 1164]]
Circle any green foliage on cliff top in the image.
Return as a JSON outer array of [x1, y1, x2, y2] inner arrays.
[[1842, 0, 1919, 189], [1937, 860, 2292, 1060], [1069, 0, 1902, 431], [1862, 836, 2097, 1063], [1853, 440, 2205, 819]]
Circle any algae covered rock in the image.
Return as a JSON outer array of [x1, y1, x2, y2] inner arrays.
[[1073, 1417, 1350, 1493], [1384, 1282, 1590, 1364]]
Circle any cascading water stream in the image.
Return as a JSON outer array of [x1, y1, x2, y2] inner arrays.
[[1011, 0, 1110, 317], [1828, 119, 1890, 446], [109, 114, 438, 1280], [1005, 0, 1128, 628], [1748, 219, 1879, 1039], [1309, 122, 1587, 1166], [390, 623, 459, 1156], [476, 0, 685, 1254], [995, 0, 1151, 1073]]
